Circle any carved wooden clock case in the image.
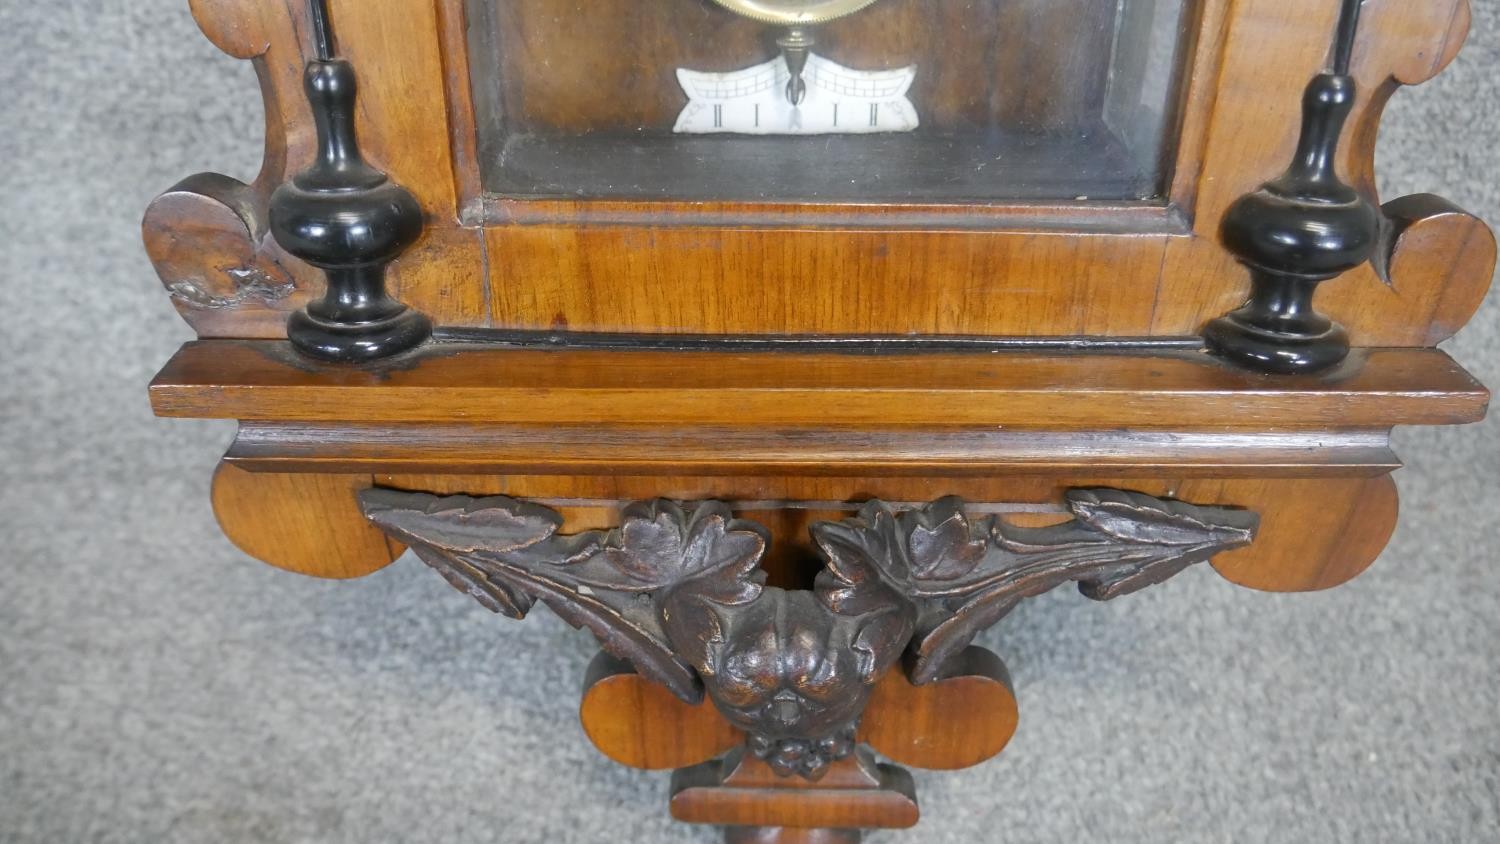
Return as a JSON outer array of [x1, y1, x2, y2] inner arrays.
[[146, 0, 1493, 840]]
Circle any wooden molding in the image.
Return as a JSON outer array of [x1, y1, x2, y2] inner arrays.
[[150, 342, 1490, 429], [670, 750, 919, 831], [224, 424, 1403, 479]]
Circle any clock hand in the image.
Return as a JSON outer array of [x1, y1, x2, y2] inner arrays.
[[778, 27, 814, 106]]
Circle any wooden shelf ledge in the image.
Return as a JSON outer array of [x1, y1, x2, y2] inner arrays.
[[150, 341, 1490, 429]]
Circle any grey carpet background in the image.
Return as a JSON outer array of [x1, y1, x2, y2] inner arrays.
[[1, 1, 1497, 842]]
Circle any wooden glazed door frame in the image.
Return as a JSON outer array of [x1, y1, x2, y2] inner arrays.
[[147, 0, 1493, 346]]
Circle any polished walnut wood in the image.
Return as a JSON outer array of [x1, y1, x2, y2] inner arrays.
[[859, 646, 1018, 771], [143, 0, 1493, 840], [210, 463, 402, 579], [671, 749, 919, 832], [580, 653, 743, 771], [150, 341, 1489, 428]]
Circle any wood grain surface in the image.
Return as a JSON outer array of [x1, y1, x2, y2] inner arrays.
[[150, 341, 1490, 428], [579, 653, 742, 771], [210, 463, 403, 579], [671, 750, 919, 830], [861, 646, 1019, 771]]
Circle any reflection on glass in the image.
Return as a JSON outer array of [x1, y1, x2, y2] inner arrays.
[[466, 0, 1196, 203]]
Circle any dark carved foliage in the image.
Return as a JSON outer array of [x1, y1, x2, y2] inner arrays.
[[362, 491, 773, 703], [360, 488, 1257, 777], [811, 490, 1259, 685]]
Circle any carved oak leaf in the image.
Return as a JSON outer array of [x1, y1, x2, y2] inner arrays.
[[812, 502, 907, 618], [366, 492, 562, 554], [359, 489, 705, 703], [817, 491, 1260, 685], [1066, 489, 1254, 548], [361, 487, 1261, 775], [608, 499, 694, 584], [406, 546, 536, 619], [363, 492, 562, 618], [806, 508, 919, 682], [1064, 490, 1256, 599], [902, 495, 990, 581], [607, 500, 767, 606], [644, 501, 772, 681]]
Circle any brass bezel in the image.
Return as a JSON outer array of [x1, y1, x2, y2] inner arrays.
[[706, 0, 883, 26]]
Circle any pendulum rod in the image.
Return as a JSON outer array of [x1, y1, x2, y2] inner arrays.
[[308, 0, 335, 62]]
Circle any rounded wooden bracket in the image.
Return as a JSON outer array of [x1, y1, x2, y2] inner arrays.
[[1346, 0, 1473, 196], [1319, 0, 1493, 345], [861, 646, 1019, 772], [579, 653, 742, 771], [1193, 476, 1400, 593], [210, 463, 402, 579]]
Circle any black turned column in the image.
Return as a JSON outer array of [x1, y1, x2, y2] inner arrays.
[[1204, 0, 1378, 374], [270, 0, 431, 363]]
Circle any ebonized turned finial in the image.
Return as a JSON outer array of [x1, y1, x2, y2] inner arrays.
[[1204, 0, 1379, 374], [269, 0, 431, 363]]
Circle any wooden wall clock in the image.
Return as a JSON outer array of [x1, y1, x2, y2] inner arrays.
[[146, 0, 1493, 840]]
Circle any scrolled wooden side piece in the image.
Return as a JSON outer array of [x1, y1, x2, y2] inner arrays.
[[144, 0, 311, 338], [1328, 0, 1495, 345], [1371, 194, 1498, 346]]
